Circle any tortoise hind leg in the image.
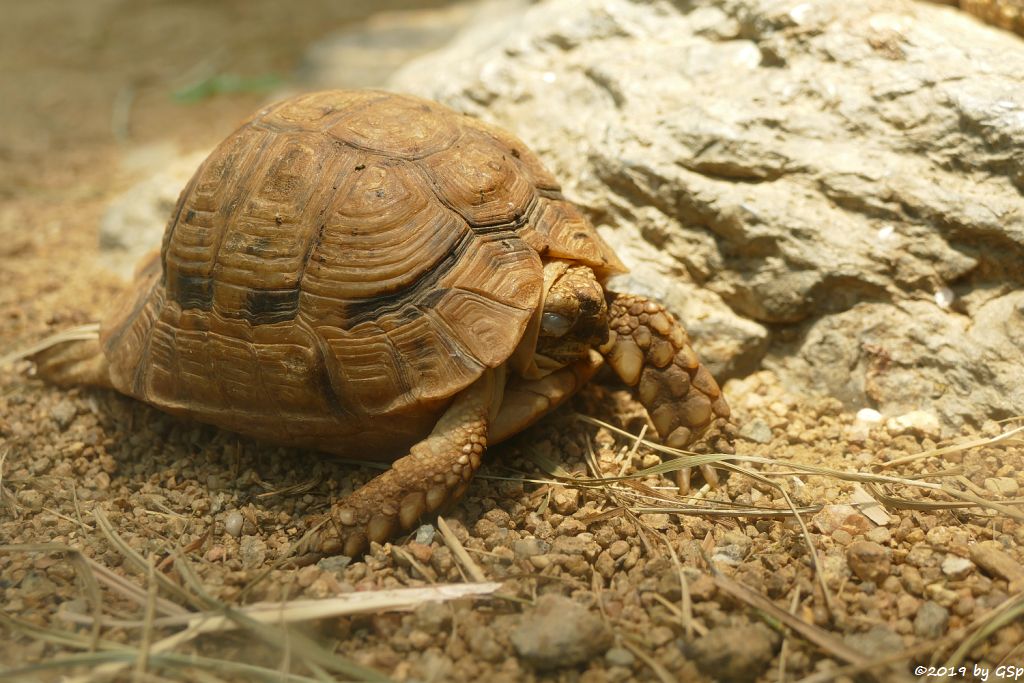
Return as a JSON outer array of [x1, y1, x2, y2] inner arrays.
[[312, 367, 505, 558], [601, 293, 734, 492], [3, 324, 112, 388]]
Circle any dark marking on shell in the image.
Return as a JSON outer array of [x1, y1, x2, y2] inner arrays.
[[338, 229, 475, 328], [237, 288, 301, 325], [168, 273, 214, 311]]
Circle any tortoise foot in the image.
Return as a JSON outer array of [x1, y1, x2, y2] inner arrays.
[[8, 324, 111, 388], [308, 370, 500, 557], [602, 292, 735, 493]]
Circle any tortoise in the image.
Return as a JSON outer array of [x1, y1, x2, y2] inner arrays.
[[25, 90, 733, 558]]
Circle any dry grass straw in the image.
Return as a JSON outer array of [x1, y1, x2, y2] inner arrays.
[[437, 515, 488, 583], [0, 322, 100, 367], [4, 400, 1021, 679], [571, 413, 1024, 521], [2, 507, 501, 682], [619, 636, 677, 683], [560, 412, 1024, 676], [567, 414, 838, 617], [941, 589, 1024, 674]]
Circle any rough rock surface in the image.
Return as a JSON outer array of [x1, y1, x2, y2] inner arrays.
[[388, 0, 1024, 428], [10, 3, 1024, 681], [99, 149, 207, 278], [297, 0, 530, 89]]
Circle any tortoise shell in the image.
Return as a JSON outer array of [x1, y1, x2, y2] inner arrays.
[[98, 90, 623, 458]]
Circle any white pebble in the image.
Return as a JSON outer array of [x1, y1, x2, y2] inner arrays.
[[941, 555, 974, 580], [856, 408, 883, 423], [224, 511, 244, 538], [886, 410, 941, 438], [415, 524, 436, 545]]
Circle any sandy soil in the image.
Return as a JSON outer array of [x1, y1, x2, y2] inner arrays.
[[2, 2, 1024, 682]]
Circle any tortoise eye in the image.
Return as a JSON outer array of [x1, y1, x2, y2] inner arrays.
[[541, 312, 572, 338]]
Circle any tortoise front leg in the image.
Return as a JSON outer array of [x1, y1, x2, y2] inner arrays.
[[489, 350, 603, 444], [601, 293, 734, 491], [313, 368, 505, 558]]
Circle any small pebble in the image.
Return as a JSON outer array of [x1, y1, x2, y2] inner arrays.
[[50, 399, 78, 430], [413, 602, 451, 635], [865, 527, 891, 544], [934, 286, 954, 309], [648, 626, 675, 648], [941, 555, 974, 580], [238, 536, 267, 569], [846, 541, 890, 583], [224, 511, 244, 538], [984, 477, 1019, 497], [885, 410, 940, 438], [609, 540, 630, 558], [831, 529, 853, 546], [686, 624, 779, 683], [467, 626, 505, 662], [813, 505, 871, 535], [925, 526, 953, 545], [855, 408, 883, 423], [415, 524, 436, 545], [924, 584, 959, 607], [514, 537, 551, 559], [896, 593, 920, 619], [551, 535, 590, 557], [16, 489, 44, 512], [605, 647, 635, 668], [639, 513, 672, 530], [712, 530, 752, 565], [296, 565, 319, 588], [408, 629, 433, 649], [844, 626, 903, 656], [970, 542, 1024, 583], [550, 486, 580, 514], [511, 595, 611, 669], [317, 555, 352, 574], [738, 418, 773, 444], [913, 601, 949, 638], [905, 544, 935, 568]]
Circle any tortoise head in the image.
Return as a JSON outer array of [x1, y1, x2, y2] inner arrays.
[[535, 263, 609, 363]]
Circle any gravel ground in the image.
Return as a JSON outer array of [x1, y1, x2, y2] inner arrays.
[[4, 361, 1023, 681], [2, 2, 1023, 682]]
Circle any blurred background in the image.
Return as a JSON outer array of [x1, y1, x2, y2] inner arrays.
[[0, 0, 505, 200]]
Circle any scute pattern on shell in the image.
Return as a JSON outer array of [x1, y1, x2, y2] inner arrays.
[[98, 90, 622, 459]]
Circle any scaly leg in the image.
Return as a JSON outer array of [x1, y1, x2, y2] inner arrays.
[[7, 324, 112, 388], [490, 350, 603, 444], [312, 367, 505, 558], [601, 293, 734, 492]]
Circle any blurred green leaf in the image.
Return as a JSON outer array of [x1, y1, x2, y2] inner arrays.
[[173, 73, 281, 103]]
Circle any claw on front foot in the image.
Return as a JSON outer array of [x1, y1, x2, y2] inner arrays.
[[300, 370, 498, 558], [308, 484, 445, 558], [672, 416, 736, 494], [602, 292, 736, 495], [304, 445, 483, 558]]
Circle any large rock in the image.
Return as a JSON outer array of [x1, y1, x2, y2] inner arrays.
[[99, 148, 207, 279], [297, 0, 530, 89], [388, 0, 1024, 428]]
